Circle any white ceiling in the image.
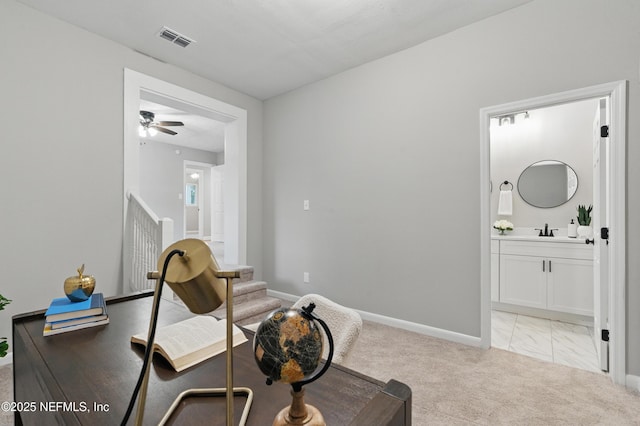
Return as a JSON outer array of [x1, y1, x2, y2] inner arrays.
[[139, 99, 226, 152], [17, 0, 533, 151], [17, 0, 533, 100]]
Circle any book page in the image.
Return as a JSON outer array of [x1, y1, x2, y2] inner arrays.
[[131, 315, 247, 371], [156, 316, 224, 359]]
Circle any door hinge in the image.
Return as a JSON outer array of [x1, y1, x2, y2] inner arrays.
[[601, 227, 609, 240], [601, 329, 610, 342], [601, 125, 609, 138]]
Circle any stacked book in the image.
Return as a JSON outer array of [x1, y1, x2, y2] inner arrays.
[[43, 293, 109, 336]]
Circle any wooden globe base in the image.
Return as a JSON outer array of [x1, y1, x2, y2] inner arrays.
[[273, 389, 325, 426]]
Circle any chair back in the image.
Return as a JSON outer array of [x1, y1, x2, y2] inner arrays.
[[292, 294, 362, 365]]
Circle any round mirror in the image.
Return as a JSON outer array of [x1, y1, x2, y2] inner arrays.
[[517, 160, 578, 208]]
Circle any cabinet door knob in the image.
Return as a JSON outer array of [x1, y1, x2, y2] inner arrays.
[[586, 238, 595, 245]]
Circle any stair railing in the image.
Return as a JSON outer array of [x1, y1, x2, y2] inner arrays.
[[125, 191, 174, 295]]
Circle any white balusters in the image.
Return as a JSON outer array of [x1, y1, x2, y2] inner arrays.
[[126, 192, 173, 292]]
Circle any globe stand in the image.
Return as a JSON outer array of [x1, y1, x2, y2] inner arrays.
[[273, 387, 325, 426], [261, 303, 334, 426]]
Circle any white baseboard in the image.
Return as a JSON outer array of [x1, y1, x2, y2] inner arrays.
[[267, 290, 482, 347], [0, 353, 12, 367], [267, 290, 298, 303], [492, 301, 592, 327], [356, 309, 482, 347], [626, 374, 640, 392]]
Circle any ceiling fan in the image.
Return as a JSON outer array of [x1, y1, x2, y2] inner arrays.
[[139, 110, 184, 136]]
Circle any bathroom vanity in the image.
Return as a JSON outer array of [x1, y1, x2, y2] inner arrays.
[[491, 234, 594, 319]]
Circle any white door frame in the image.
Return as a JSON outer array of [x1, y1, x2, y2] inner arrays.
[[184, 163, 209, 239], [123, 68, 248, 267], [211, 165, 225, 242], [479, 81, 627, 385]]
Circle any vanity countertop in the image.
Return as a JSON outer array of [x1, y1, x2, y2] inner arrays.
[[491, 234, 589, 244]]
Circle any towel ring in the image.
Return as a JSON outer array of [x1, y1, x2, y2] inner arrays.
[[499, 181, 513, 191]]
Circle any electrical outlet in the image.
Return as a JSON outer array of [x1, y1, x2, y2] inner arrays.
[[303, 272, 310, 283], [303, 200, 310, 210]]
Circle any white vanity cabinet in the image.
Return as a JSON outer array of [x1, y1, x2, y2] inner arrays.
[[495, 239, 594, 316], [491, 240, 500, 302], [500, 253, 547, 309]]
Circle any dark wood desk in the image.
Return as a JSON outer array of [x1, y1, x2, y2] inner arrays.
[[13, 292, 411, 425]]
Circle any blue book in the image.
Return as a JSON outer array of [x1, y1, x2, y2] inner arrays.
[[50, 313, 109, 330], [43, 317, 110, 337], [45, 293, 106, 322]]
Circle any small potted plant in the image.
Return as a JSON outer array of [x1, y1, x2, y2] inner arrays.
[[576, 204, 593, 238], [493, 219, 514, 235], [0, 294, 11, 358]]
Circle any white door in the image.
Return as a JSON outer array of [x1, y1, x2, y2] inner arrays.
[[592, 97, 609, 372], [211, 166, 225, 242], [185, 168, 204, 238]]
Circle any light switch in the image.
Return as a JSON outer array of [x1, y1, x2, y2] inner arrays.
[[303, 200, 310, 211], [303, 272, 310, 283]]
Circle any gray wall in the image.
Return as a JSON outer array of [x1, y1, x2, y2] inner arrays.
[[263, 0, 640, 375], [139, 141, 218, 241], [2, 0, 640, 379], [0, 1, 263, 352], [491, 99, 596, 229]]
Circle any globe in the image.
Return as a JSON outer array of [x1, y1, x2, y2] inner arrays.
[[253, 307, 324, 384]]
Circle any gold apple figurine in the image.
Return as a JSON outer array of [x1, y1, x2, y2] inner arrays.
[[64, 264, 96, 302]]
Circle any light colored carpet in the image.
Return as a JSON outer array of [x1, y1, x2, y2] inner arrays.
[[341, 320, 640, 425], [2, 321, 639, 425]]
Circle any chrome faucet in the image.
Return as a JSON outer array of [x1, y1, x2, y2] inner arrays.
[[535, 223, 558, 237]]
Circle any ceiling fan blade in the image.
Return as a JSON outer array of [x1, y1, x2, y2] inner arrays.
[[152, 126, 178, 136], [155, 121, 184, 127]]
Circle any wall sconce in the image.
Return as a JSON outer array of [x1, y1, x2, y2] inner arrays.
[[495, 111, 529, 126], [499, 115, 515, 126]]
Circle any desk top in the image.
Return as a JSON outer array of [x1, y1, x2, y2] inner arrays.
[[13, 292, 410, 425]]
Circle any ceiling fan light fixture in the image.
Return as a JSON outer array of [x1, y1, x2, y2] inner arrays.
[[139, 109, 184, 137]]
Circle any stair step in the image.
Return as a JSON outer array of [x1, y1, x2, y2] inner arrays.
[[170, 282, 265, 310], [232, 280, 267, 296], [212, 296, 282, 326], [219, 264, 254, 283], [212, 280, 268, 307]]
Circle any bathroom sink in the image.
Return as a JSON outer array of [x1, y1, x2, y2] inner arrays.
[[492, 234, 582, 243]]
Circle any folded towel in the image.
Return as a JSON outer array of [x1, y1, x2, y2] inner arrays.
[[498, 190, 513, 216]]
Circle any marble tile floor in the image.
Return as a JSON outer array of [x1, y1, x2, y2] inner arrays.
[[491, 309, 603, 374]]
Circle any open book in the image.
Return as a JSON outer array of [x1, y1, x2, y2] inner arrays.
[[131, 315, 248, 372]]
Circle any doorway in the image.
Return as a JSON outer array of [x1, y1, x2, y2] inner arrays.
[[184, 164, 211, 239], [123, 69, 248, 268], [490, 98, 600, 373], [479, 81, 627, 385]]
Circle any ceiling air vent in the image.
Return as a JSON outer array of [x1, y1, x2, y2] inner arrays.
[[157, 26, 195, 48]]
